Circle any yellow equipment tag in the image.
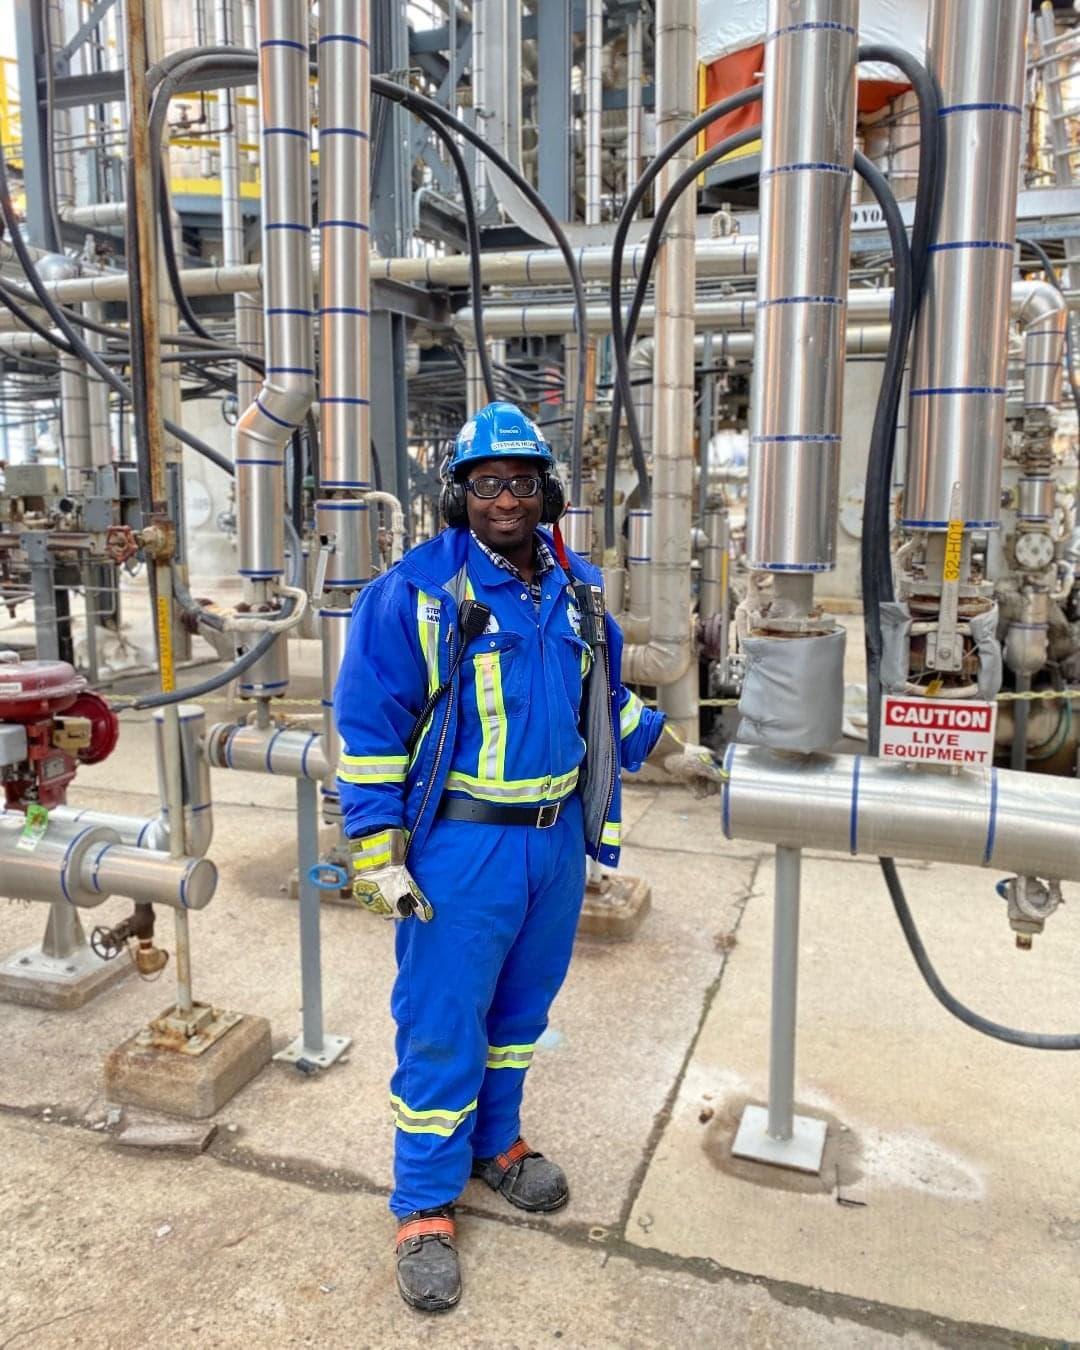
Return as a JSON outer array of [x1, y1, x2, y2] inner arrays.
[[156, 594, 175, 693], [943, 518, 964, 583]]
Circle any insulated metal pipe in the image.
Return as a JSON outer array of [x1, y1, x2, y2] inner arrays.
[[747, 0, 858, 573], [626, 14, 643, 204], [585, 0, 603, 225], [0, 814, 217, 910], [620, 0, 697, 726], [205, 721, 327, 780], [1018, 278, 1066, 411], [721, 745, 1080, 881], [234, 0, 315, 581], [903, 0, 1028, 531]]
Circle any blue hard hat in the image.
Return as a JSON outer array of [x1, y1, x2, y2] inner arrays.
[[448, 401, 554, 479]]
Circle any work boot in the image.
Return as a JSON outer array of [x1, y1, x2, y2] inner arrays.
[[472, 1137, 569, 1212], [395, 1207, 461, 1312]]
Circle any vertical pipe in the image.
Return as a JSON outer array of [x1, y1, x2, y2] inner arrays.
[[626, 13, 643, 209], [653, 0, 697, 738], [296, 775, 325, 1054], [472, 0, 487, 214], [903, 0, 1028, 533], [585, 0, 603, 224], [747, 0, 858, 576], [767, 845, 802, 1142], [318, 0, 372, 822], [216, 0, 243, 270], [85, 302, 112, 467]]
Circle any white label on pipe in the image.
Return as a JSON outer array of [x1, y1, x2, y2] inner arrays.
[[880, 696, 997, 767]]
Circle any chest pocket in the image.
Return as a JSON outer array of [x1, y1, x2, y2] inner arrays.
[[466, 631, 527, 718], [559, 632, 593, 716]]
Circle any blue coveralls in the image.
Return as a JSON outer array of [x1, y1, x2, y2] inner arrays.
[[334, 528, 665, 1217]]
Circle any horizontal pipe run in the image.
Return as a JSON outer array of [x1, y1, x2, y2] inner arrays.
[[205, 722, 328, 781], [721, 746, 1080, 881], [0, 812, 216, 910]]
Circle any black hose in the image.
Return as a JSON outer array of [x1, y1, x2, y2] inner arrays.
[[602, 121, 760, 547], [854, 63, 1080, 1050], [607, 83, 766, 538], [371, 76, 591, 501]]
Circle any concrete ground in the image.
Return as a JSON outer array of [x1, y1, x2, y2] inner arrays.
[[1, 640, 1079, 1348]]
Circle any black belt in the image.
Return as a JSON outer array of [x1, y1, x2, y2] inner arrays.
[[438, 796, 565, 829]]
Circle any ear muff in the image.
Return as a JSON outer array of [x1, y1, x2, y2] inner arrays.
[[540, 470, 566, 524], [440, 478, 469, 528]]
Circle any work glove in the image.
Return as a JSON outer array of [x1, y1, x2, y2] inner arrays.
[[653, 726, 729, 798], [348, 828, 434, 922]]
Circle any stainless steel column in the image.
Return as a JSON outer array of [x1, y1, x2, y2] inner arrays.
[[584, 0, 603, 225], [903, 0, 1028, 531], [747, 0, 859, 574]]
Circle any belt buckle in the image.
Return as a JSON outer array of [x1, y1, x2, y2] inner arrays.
[[536, 802, 560, 829]]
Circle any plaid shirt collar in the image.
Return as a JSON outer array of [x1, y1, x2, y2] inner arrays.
[[470, 530, 556, 601]]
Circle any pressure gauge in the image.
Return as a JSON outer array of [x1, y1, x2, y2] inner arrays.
[[1014, 530, 1054, 571]]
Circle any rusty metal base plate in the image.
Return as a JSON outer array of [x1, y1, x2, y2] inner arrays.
[[145, 1003, 243, 1056], [577, 873, 652, 942], [104, 1011, 272, 1119], [0, 941, 133, 1010]]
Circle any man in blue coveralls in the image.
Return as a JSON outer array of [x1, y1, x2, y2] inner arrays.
[[334, 401, 723, 1312]]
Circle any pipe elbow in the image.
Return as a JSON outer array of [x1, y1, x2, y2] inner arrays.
[[1016, 279, 1068, 333], [620, 636, 693, 686]]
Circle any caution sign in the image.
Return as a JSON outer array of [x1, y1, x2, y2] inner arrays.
[[880, 696, 997, 767]]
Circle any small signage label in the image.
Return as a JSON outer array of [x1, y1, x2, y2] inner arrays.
[[880, 696, 997, 767]]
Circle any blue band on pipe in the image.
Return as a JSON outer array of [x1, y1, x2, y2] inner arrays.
[[137, 819, 153, 848], [752, 562, 834, 573], [263, 127, 309, 139], [309, 862, 350, 890], [761, 161, 851, 178], [766, 21, 856, 39], [318, 501, 369, 511], [321, 127, 370, 140], [318, 33, 369, 46], [301, 733, 316, 779], [751, 433, 840, 443], [265, 222, 311, 232], [939, 101, 1021, 116], [237, 457, 284, 467], [909, 386, 1006, 396], [983, 769, 999, 866], [240, 680, 288, 693], [267, 307, 314, 317], [626, 556, 650, 564], [927, 240, 1014, 252], [896, 515, 999, 526], [255, 398, 295, 429], [318, 609, 352, 619], [757, 295, 846, 308], [261, 39, 306, 51], [320, 480, 371, 490], [238, 569, 281, 578], [323, 577, 367, 586], [721, 743, 736, 840], [320, 306, 370, 316], [267, 366, 316, 376], [265, 727, 285, 774], [90, 842, 114, 893], [59, 828, 93, 904], [319, 219, 370, 230], [321, 396, 371, 405], [850, 756, 861, 855]]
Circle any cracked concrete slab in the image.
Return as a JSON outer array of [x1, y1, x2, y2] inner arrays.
[[627, 852, 1080, 1343]]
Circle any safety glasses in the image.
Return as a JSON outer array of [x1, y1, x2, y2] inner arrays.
[[464, 474, 542, 500]]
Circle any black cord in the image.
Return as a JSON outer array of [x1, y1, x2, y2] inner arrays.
[[854, 65, 1080, 1050], [603, 121, 760, 547]]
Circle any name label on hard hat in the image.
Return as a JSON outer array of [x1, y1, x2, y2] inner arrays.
[[879, 696, 997, 767]]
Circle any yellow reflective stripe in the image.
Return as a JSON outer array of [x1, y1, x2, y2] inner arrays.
[[412, 590, 442, 760], [445, 768, 579, 804], [601, 820, 620, 847], [353, 830, 393, 871], [486, 1041, 536, 1070], [474, 651, 507, 784], [390, 1094, 477, 1137], [338, 753, 408, 784], [620, 691, 645, 739]]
